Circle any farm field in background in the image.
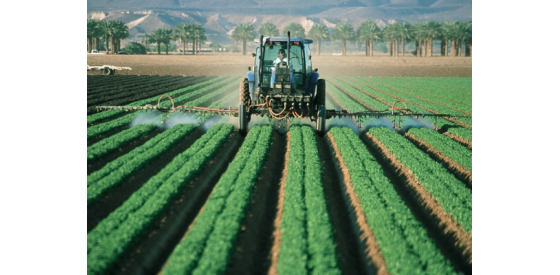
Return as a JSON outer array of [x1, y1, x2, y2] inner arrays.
[[87, 74, 472, 274]]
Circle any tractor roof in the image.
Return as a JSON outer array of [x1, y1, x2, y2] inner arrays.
[[254, 37, 313, 44]]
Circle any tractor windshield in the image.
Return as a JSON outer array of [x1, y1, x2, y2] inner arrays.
[[261, 42, 305, 86]]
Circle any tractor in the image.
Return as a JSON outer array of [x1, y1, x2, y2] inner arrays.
[[239, 32, 327, 135]]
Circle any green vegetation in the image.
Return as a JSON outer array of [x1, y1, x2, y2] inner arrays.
[[369, 127, 472, 233], [87, 124, 158, 161], [163, 125, 272, 274], [278, 125, 340, 274], [87, 124, 233, 275], [232, 23, 256, 55], [330, 127, 456, 274], [408, 128, 472, 171], [87, 124, 197, 205]]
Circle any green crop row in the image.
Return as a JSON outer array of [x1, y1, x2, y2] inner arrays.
[[158, 76, 236, 107], [87, 124, 158, 161], [278, 125, 340, 275], [369, 127, 472, 233], [177, 81, 238, 107], [328, 78, 389, 111], [87, 76, 226, 125], [162, 125, 272, 275], [86, 77, 235, 140], [346, 77, 472, 141], [330, 127, 456, 274], [412, 77, 472, 95], [370, 77, 472, 113], [356, 77, 472, 127], [408, 128, 472, 171], [86, 124, 197, 205], [87, 124, 233, 275]]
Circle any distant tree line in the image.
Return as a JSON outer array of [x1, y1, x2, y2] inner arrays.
[[88, 18, 471, 57], [87, 19, 129, 54]]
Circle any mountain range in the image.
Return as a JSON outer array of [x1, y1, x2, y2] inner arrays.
[[87, 0, 471, 44]]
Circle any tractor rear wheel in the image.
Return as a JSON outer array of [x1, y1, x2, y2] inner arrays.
[[240, 77, 251, 106], [316, 105, 326, 136], [315, 79, 326, 109], [240, 77, 251, 124]]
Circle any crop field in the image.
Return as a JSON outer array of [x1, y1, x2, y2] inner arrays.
[[87, 75, 472, 274]]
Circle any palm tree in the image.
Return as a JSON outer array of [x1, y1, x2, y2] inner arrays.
[[440, 21, 455, 57], [151, 28, 174, 54], [332, 23, 355, 56], [357, 21, 382, 57], [87, 19, 100, 53], [283, 22, 306, 38], [209, 42, 221, 52], [99, 21, 113, 54], [232, 23, 256, 55], [192, 24, 206, 55], [465, 21, 472, 57], [424, 21, 441, 57], [258, 22, 279, 37], [410, 22, 426, 57], [307, 24, 330, 56], [174, 22, 193, 55], [112, 21, 129, 53], [382, 24, 398, 57], [393, 22, 411, 57]]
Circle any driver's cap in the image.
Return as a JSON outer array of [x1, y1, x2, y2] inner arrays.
[[278, 49, 285, 54]]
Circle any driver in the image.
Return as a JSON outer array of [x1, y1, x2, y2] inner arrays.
[[273, 48, 288, 66]]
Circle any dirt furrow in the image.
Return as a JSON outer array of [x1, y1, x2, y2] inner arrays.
[[113, 130, 244, 275], [267, 132, 290, 275], [326, 132, 389, 275], [316, 134, 369, 274], [227, 131, 286, 275], [404, 132, 472, 188], [362, 132, 472, 271]]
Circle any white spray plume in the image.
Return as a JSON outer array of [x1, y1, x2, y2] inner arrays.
[[399, 117, 434, 133], [326, 117, 360, 135], [165, 112, 200, 130], [130, 111, 165, 129]]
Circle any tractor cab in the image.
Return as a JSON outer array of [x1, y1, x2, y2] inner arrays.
[[247, 36, 319, 103]]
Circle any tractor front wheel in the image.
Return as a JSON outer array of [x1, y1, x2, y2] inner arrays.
[[315, 79, 326, 110], [239, 104, 248, 135]]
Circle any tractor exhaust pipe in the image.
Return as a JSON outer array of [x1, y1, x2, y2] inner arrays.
[[287, 31, 290, 69], [258, 35, 264, 89]]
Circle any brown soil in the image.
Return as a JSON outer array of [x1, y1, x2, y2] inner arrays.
[[404, 132, 472, 188], [362, 133, 472, 268], [326, 132, 389, 275], [87, 54, 472, 77], [226, 131, 285, 275], [442, 132, 473, 150], [267, 132, 290, 275], [113, 130, 243, 275]]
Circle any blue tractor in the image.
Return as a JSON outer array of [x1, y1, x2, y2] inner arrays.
[[239, 32, 326, 135]]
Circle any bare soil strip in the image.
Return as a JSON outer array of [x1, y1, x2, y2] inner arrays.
[[112, 130, 244, 275], [357, 82, 472, 129], [87, 128, 162, 175], [226, 131, 285, 275], [316, 134, 369, 274], [404, 132, 472, 189], [326, 79, 378, 111], [442, 132, 473, 150], [362, 132, 472, 270], [267, 132, 290, 275], [326, 132, 389, 275], [86, 128, 205, 233], [373, 82, 472, 115]]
